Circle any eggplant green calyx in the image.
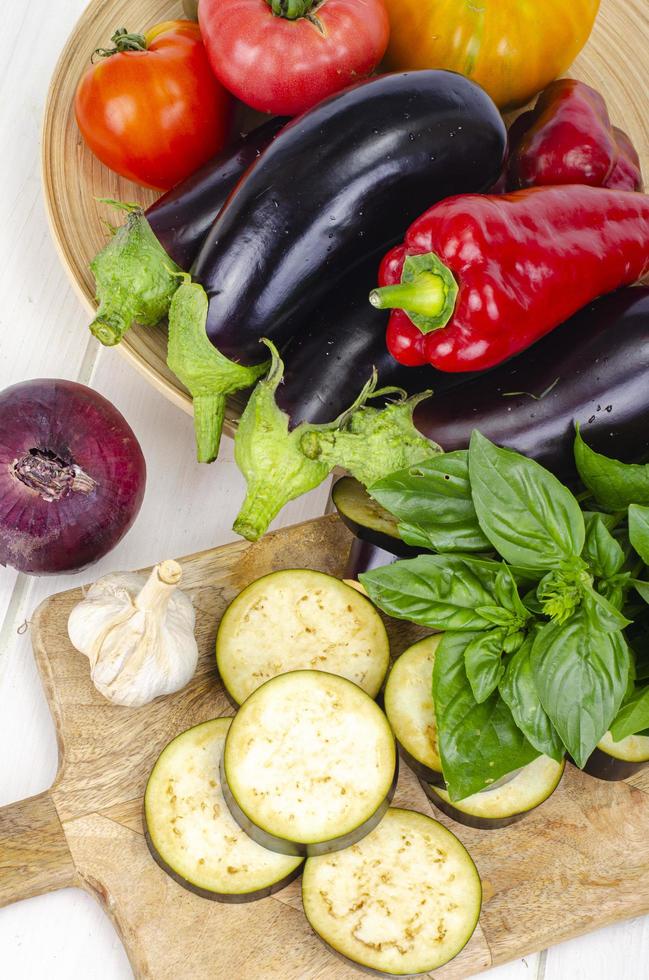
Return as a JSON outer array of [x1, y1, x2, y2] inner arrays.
[[93, 28, 147, 60], [233, 341, 333, 542], [167, 282, 269, 464], [300, 390, 441, 488], [89, 201, 183, 347], [369, 253, 459, 335]]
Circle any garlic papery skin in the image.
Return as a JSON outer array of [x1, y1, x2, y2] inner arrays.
[[68, 560, 199, 707]]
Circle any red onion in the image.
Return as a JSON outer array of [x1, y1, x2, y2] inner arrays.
[[0, 379, 146, 574]]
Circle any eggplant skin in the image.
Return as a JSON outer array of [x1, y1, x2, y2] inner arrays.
[[420, 781, 528, 831], [193, 70, 507, 365], [343, 538, 401, 579], [146, 117, 287, 270], [415, 288, 649, 485], [278, 255, 470, 428], [576, 750, 649, 782]]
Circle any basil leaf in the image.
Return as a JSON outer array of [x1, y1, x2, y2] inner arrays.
[[494, 565, 531, 623], [370, 452, 491, 554], [583, 586, 631, 633], [464, 628, 507, 703], [499, 636, 565, 762], [629, 504, 649, 565], [610, 684, 649, 741], [433, 631, 539, 800], [360, 554, 502, 631], [583, 514, 625, 579], [574, 427, 649, 510], [633, 580, 649, 605], [469, 431, 584, 571], [531, 612, 630, 767]]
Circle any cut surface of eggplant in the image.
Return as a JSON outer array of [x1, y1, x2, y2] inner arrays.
[[144, 718, 303, 900], [216, 569, 389, 704], [332, 477, 419, 558], [580, 731, 649, 781], [384, 636, 443, 786], [222, 670, 397, 855], [423, 756, 565, 830], [302, 807, 481, 976]]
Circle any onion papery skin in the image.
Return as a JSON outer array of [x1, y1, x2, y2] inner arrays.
[[0, 379, 146, 574]]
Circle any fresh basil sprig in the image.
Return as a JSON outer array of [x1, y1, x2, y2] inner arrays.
[[499, 634, 564, 762], [530, 612, 630, 767], [610, 684, 649, 741], [469, 431, 585, 572], [433, 631, 540, 801], [370, 451, 491, 553], [575, 426, 649, 510]]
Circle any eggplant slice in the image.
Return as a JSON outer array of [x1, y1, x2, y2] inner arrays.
[[222, 670, 397, 856], [302, 807, 482, 976], [332, 477, 420, 558], [581, 730, 649, 781], [216, 569, 390, 704], [422, 756, 565, 830], [144, 718, 304, 901], [384, 636, 444, 786]]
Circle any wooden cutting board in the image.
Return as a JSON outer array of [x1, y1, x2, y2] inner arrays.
[[2, 514, 649, 979]]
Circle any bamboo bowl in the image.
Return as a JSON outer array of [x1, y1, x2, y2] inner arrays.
[[42, 0, 649, 425]]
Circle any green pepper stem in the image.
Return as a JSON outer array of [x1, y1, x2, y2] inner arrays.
[[370, 251, 459, 336], [370, 273, 447, 317]]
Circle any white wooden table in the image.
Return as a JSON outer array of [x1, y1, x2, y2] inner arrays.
[[0, 2, 646, 977]]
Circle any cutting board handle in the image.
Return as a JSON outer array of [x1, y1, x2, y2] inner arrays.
[[0, 790, 76, 908]]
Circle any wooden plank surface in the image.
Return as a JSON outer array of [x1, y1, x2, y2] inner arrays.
[[3, 514, 649, 979], [0, 0, 647, 976]]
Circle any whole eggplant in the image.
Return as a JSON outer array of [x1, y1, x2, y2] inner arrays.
[[278, 257, 472, 428], [89, 117, 285, 346], [193, 70, 507, 365], [413, 287, 649, 483], [147, 116, 286, 270]]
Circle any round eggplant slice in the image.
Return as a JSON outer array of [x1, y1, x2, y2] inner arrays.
[[581, 730, 649, 781], [216, 569, 389, 704], [302, 807, 482, 976], [144, 718, 303, 901], [384, 636, 444, 786], [222, 670, 397, 856], [332, 477, 420, 558], [422, 756, 565, 830]]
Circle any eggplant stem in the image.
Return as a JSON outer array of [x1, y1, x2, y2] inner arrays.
[[194, 394, 226, 464]]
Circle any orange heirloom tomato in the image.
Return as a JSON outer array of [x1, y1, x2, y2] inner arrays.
[[382, 0, 601, 110], [75, 21, 232, 190]]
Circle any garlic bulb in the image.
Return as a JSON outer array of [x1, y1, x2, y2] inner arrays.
[[68, 560, 198, 707]]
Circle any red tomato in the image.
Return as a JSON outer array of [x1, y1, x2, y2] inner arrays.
[[75, 21, 232, 190], [198, 0, 390, 116]]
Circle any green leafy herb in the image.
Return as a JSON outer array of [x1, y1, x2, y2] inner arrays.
[[464, 628, 507, 703], [530, 612, 630, 767], [369, 451, 491, 553], [574, 426, 649, 510], [629, 504, 649, 565], [469, 431, 584, 572], [583, 513, 625, 579], [433, 632, 539, 801], [360, 554, 507, 631], [610, 683, 649, 741], [582, 586, 631, 633], [499, 635, 565, 762]]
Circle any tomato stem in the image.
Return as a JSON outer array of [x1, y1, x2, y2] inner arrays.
[[93, 27, 147, 61], [266, 0, 318, 19]]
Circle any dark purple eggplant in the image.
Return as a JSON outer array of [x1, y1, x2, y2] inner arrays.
[[343, 537, 399, 580], [88, 117, 286, 347], [333, 477, 421, 561], [278, 257, 471, 429], [412, 287, 649, 484], [147, 116, 287, 271], [576, 731, 649, 782], [193, 70, 506, 366]]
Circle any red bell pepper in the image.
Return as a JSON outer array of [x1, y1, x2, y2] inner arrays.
[[372, 186, 649, 373], [506, 79, 643, 192]]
